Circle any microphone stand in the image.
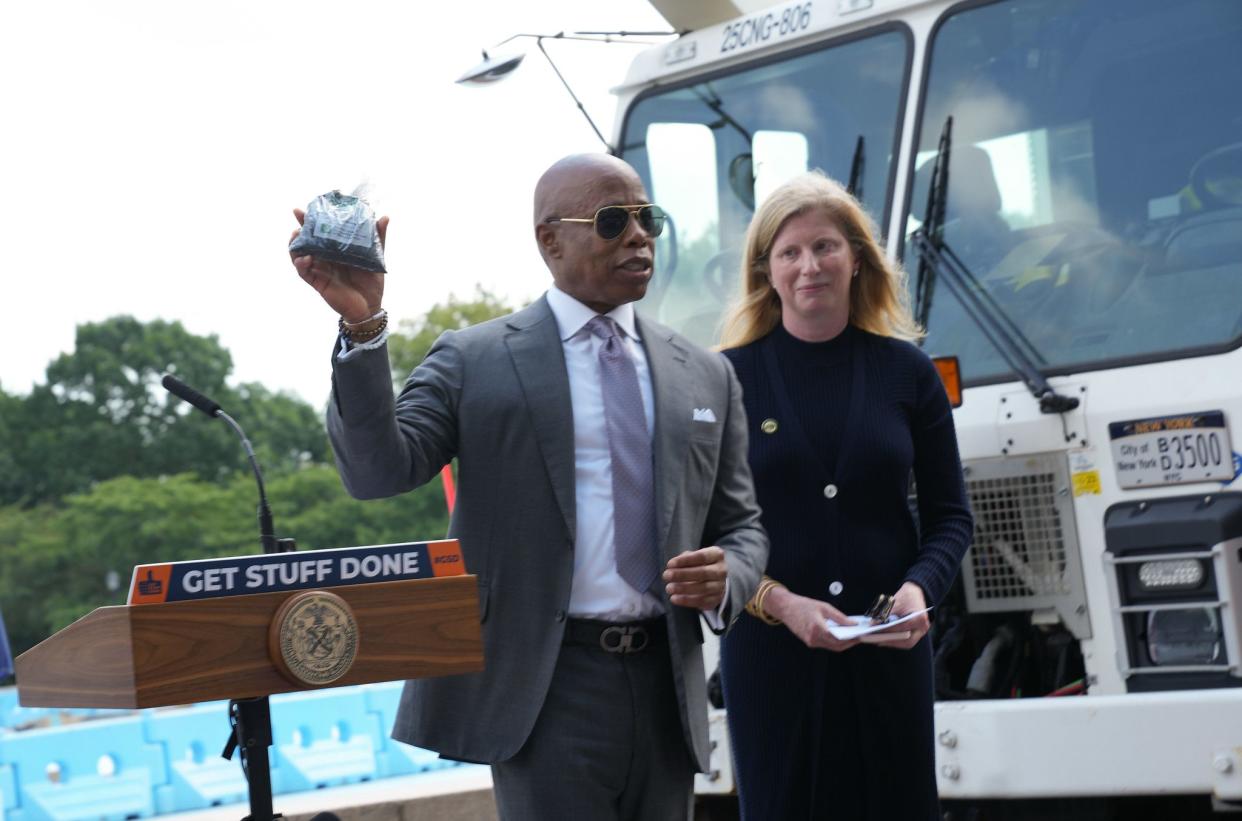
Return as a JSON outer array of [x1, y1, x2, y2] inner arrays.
[[217, 410, 279, 555], [162, 375, 293, 821]]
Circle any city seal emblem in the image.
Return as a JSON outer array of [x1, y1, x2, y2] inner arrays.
[[269, 591, 359, 686]]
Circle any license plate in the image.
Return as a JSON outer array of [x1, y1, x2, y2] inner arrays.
[[1108, 410, 1233, 489]]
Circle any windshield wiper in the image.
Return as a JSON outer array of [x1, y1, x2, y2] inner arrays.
[[694, 85, 753, 144], [913, 117, 951, 331], [847, 135, 865, 200], [911, 116, 1079, 415]]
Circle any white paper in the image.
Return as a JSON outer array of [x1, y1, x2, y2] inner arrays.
[[826, 607, 932, 640]]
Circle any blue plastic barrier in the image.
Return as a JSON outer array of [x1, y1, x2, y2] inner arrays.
[[4, 715, 167, 821], [269, 690, 378, 792], [0, 691, 20, 725], [0, 689, 133, 735], [143, 702, 250, 814], [360, 683, 447, 776], [0, 682, 467, 819], [3, 704, 59, 732], [0, 760, 19, 814]]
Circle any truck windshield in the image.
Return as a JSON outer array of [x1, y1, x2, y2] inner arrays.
[[619, 27, 910, 345], [909, 0, 1242, 384]]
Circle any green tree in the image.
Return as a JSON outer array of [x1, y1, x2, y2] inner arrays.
[[231, 382, 330, 472], [0, 474, 250, 654], [270, 465, 449, 552], [0, 388, 22, 504], [3, 317, 329, 505], [387, 287, 515, 388], [0, 467, 452, 657]]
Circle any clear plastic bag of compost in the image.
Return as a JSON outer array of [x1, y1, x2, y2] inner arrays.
[[289, 188, 386, 273]]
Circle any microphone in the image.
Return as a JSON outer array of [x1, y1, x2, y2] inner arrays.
[[162, 373, 288, 554], [161, 374, 222, 417]]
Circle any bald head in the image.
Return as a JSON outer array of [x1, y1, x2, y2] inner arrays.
[[534, 154, 644, 227], [532, 153, 656, 314]]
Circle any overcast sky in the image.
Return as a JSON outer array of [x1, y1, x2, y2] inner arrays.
[[1, 0, 669, 408]]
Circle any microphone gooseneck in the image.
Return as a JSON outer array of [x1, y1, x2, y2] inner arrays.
[[161, 373, 279, 554], [162, 371, 292, 821]]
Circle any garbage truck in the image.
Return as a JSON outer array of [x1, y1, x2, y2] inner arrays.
[[603, 0, 1242, 815]]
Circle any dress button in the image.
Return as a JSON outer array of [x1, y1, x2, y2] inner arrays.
[[829, 581, 844, 596], [555, 609, 566, 623], [823, 483, 839, 499]]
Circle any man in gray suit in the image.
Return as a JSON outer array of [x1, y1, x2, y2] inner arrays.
[[290, 154, 767, 820]]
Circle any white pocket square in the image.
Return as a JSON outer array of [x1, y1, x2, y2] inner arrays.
[[692, 408, 717, 423]]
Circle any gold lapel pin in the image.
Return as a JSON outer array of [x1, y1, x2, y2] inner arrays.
[[760, 418, 778, 434]]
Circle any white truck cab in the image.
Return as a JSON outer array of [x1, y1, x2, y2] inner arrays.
[[605, 0, 1242, 815]]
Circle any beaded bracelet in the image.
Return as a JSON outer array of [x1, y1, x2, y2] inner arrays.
[[345, 317, 388, 343], [339, 309, 388, 343]]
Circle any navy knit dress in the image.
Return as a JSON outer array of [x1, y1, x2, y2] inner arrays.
[[721, 324, 973, 821]]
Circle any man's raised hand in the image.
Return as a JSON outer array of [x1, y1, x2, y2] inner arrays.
[[289, 208, 389, 322]]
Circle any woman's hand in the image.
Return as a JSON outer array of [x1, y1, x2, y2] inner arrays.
[[764, 586, 859, 652], [864, 581, 930, 650], [289, 208, 388, 323]]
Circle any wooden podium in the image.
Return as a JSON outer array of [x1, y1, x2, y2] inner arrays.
[[15, 543, 483, 821], [16, 574, 483, 709]]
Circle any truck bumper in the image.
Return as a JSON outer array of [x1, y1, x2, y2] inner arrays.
[[935, 690, 1242, 800]]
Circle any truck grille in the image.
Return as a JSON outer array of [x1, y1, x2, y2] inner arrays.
[[959, 453, 1092, 638], [969, 470, 1070, 599]]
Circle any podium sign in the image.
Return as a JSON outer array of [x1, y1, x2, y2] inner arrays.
[[16, 540, 483, 709], [128, 540, 465, 604]]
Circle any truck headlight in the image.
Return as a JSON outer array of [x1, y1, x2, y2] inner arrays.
[[1147, 608, 1222, 666], [1104, 493, 1242, 692], [1137, 559, 1205, 591]]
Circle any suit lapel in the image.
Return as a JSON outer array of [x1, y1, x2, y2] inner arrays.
[[639, 315, 691, 559], [504, 298, 576, 538]]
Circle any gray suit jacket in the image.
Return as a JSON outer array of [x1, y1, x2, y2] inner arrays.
[[326, 296, 767, 770]]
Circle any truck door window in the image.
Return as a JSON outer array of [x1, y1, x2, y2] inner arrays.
[[908, 0, 1242, 383], [753, 130, 810, 206], [620, 26, 910, 345], [645, 123, 722, 334]]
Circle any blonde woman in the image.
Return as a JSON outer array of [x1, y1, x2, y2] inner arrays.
[[719, 172, 973, 820]]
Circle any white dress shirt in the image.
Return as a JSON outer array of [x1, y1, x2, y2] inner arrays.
[[545, 285, 664, 620], [546, 287, 728, 628]]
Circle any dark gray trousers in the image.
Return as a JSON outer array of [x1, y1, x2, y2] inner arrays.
[[490, 627, 695, 821]]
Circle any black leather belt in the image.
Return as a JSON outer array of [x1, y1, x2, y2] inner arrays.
[[563, 617, 666, 654]]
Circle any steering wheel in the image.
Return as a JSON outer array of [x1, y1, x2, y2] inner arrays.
[[1190, 142, 1242, 210], [700, 247, 742, 303]]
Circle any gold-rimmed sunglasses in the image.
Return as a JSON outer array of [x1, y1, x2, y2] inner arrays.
[[545, 204, 667, 240]]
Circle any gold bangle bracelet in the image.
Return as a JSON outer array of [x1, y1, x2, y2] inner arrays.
[[746, 576, 784, 626]]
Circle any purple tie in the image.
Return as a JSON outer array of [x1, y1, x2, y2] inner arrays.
[[587, 316, 659, 594]]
